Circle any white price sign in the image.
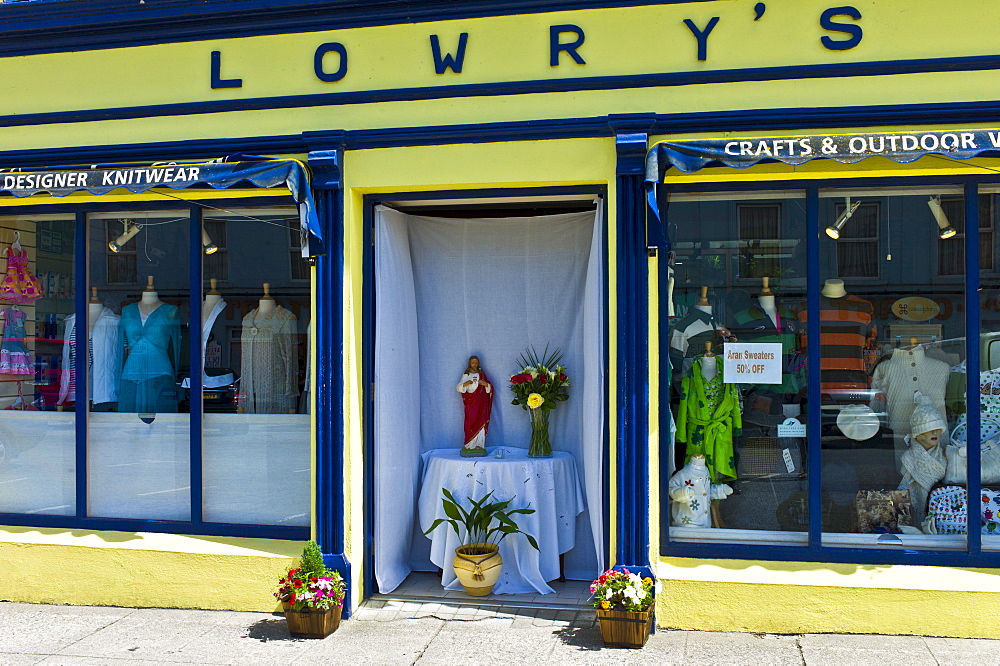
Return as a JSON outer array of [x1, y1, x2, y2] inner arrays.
[[723, 342, 783, 384]]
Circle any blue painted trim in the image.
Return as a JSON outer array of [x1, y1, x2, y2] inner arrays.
[[74, 211, 88, 518], [0, 0, 716, 57], [612, 123, 651, 570], [189, 206, 204, 525], [9, 55, 1000, 130], [657, 182, 672, 548], [0, 512, 309, 540], [307, 145, 351, 611], [966, 182, 982, 556], [805, 186, 822, 552]]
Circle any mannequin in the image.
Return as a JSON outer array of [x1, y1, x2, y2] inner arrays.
[[799, 278, 876, 393], [88, 287, 103, 328], [871, 339, 949, 467], [202, 278, 223, 323], [757, 277, 778, 329], [676, 349, 740, 484], [119, 275, 180, 413], [668, 454, 734, 527], [899, 392, 947, 525], [258, 282, 276, 317], [138, 275, 163, 316], [701, 340, 717, 381], [241, 283, 298, 413], [670, 286, 731, 382], [59, 289, 121, 407]]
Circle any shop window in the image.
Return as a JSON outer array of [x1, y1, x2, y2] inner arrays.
[[937, 195, 994, 277], [0, 203, 310, 531], [666, 190, 808, 542], [0, 215, 77, 515], [834, 201, 880, 279]]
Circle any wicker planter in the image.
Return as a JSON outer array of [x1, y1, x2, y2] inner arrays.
[[596, 609, 653, 649], [453, 543, 503, 596], [283, 606, 342, 639]]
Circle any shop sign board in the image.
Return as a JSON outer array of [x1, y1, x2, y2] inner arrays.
[[892, 296, 942, 322], [723, 342, 782, 385]]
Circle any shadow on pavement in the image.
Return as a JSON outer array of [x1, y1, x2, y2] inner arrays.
[[553, 623, 604, 651], [246, 617, 301, 642]]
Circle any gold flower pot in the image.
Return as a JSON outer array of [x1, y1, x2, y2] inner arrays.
[[452, 543, 503, 596]]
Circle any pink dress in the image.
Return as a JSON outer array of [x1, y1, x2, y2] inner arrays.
[[0, 246, 42, 304]]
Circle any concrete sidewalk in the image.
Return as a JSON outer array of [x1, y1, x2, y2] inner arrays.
[[0, 599, 997, 664]]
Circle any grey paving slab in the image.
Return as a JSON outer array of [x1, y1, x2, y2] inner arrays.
[[0, 603, 133, 655], [801, 646, 938, 666], [0, 655, 46, 666], [679, 631, 804, 666], [923, 636, 1000, 664], [415, 617, 560, 666], [293, 616, 443, 665]]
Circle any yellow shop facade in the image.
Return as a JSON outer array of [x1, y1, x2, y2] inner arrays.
[[3, 0, 1000, 638]]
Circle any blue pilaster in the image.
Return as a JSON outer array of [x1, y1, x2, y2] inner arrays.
[[306, 137, 351, 615], [609, 114, 655, 579]]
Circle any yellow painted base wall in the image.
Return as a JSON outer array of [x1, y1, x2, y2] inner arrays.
[[658, 556, 1000, 638], [0, 527, 303, 611]]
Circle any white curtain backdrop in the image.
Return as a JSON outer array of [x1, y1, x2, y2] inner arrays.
[[374, 205, 605, 592]]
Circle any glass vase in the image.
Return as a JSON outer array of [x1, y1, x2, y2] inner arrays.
[[528, 407, 552, 458]]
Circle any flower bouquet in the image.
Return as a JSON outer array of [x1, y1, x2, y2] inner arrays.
[[509, 346, 570, 457], [589, 568, 656, 649], [274, 541, 346, 638]]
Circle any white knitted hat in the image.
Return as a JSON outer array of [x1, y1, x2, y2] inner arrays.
[[910, 391, 947, 436]]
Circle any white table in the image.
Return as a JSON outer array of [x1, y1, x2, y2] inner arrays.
[[418, 447, 586, 594]]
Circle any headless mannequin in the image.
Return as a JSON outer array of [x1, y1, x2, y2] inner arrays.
[[258, 282, 276, 317], [758, 277, 778, 329], [701, 340, 717, 381], [203, 278, 223, 323], [88, 287, 103, 328], [821, 278, 847, 299], [138, 275, 163, 316], [694, 285, 712, 316]]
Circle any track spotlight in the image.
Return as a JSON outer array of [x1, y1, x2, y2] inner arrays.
[[928, 196, 958, 239], [826, 199, 861, 240], [201, 227, 219, 255], [108, 220, 141, 253]]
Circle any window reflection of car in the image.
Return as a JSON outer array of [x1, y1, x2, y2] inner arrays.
[[177, 369, 240, 413]]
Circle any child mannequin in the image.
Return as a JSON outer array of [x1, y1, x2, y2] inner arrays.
[[668, 454, 733, 527]]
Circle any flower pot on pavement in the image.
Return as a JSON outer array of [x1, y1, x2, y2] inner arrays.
[[284, 606, 342, 639], [595, 608, 653, 649]]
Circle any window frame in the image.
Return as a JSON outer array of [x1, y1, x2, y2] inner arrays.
[[0, 195, 310, 541], [659, 173, 996, 567]]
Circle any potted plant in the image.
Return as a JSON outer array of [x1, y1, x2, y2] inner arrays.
[[274, 540, 346, 639], [509, 345, 571, 458], [423, 488, 539, 596], [590, 568, 657, 649]]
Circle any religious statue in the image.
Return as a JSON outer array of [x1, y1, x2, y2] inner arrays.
[[456, 355, 492, 457]]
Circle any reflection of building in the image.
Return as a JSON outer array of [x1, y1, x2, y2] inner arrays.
[[2, 0, 1000, 640]]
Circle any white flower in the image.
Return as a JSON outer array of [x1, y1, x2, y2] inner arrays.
[[628, 572, 642, 585], [636, 590, 647, 600], [605, 589, 613, 599], [529, 371, 538, 379], [548, 370, 556, 381]]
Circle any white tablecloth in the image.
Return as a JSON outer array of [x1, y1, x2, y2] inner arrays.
[[418, 447, 586, 594]]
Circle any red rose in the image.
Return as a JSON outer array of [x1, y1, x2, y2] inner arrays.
[[510, 374, 531, 384], [559, 373, 567, 381], [539, 374, 547, 384]]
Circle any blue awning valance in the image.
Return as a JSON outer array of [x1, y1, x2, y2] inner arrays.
[[644, 129, 1000, 246], [0, 157, 322, 255]]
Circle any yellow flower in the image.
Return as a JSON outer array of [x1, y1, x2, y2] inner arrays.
[[600, 600, 610, 609], [527, 393, 544, 409], [643, 577, 653, 586]]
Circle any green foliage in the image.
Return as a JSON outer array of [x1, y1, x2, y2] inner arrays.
[[298, 540, 326, 579], [424, 488, 540, 554]]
